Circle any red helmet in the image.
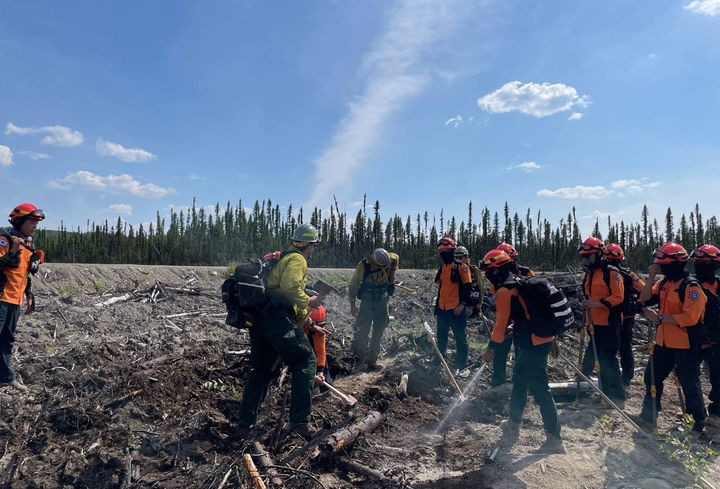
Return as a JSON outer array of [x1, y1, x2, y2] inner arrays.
[[578, 236, 604, 256], [498, 243, 518, 260], [603, 243, 625, 261], [690, 244, 720, 263], [309, 305, 327, 325], [481, 249, 512, 270], [9, 203, 45, 221], [653, 242, 688, 264], [263, 251, 282, 262], [437, 236, 457, 251]]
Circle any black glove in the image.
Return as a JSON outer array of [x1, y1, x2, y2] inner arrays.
[[387, 283, 395, 296]]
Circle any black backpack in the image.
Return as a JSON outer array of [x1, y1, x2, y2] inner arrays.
[[221, 250, 296, 328], [598, 264, 641, 316], [585, 263, 623, 325], [511, 275, 574, 338], [657, 276, 713, 348], [466, 265, 482, 310]]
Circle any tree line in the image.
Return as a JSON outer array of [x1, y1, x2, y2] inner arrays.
[[35, 197, 720, 271]]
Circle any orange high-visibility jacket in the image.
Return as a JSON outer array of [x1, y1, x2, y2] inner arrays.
[[0, 234, 35, 305], [435, 262, 472, 310], [651, 279, 707, 349], [584, 267, 624, 326]]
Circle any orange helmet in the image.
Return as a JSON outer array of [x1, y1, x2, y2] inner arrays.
[[309, 305, 327, 325], [653, 242, 688, 264], [498, 242, 518, 260], [9, 203, 45, 222], [578, 237, 604, 255], [690, 244, 720, 263], [603, 243, 625, 261], [481, 249, 512, 270], [437, 236, 457, 251]]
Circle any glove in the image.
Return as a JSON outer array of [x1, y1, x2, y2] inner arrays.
[[387, 283, 395, 296]]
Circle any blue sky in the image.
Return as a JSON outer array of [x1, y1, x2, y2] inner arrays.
[[1, 0, 719, 236]]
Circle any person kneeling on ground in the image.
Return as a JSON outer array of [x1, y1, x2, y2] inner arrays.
[[481, 249, 564, 454], [305, 305, 332, 391]]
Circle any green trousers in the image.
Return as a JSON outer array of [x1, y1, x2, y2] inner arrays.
[[353, 295, 389, 366], [239, 307, 316, 425]]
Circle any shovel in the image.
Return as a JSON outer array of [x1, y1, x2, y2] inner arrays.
[[423, 321, 466, 402], [322, 381, 357, 405]]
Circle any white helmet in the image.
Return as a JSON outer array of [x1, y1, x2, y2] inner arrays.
[[370, 248, 391, 267]]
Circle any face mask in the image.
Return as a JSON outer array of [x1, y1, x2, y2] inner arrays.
[[440, 250, 455, 264], [486, 268, 510, 287], [581, 253, 598, 268], [660, 262, 686, 281], [694, 263, 717, 282]]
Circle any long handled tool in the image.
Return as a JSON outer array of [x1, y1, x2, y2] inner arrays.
[[672, 367, 686, 414], [567, 266, 600, 405], [423, 321, 466, 402], [648, 320, 659, 438], [322, 381, 357, 406]]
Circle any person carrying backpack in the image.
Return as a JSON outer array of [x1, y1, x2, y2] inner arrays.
[[690, 244, 720, 421], [490, 242, 535, 387], [480, 249, 564, 454], [434, 237, 472, 371], [639, 243, 707, 433], [304, 305, 332, 390], [602, 243, 645, 386], [1, 203, 45, 392], [348, 247, 398, 372], [454, 246, 485, 318], [578, 237, 626, 404], [238, 223, 322, 439]]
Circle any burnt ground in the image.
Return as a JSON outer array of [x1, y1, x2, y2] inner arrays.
[[0, 264, 718, 488]]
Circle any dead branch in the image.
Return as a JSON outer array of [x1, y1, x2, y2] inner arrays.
[[216, 465, 233, 489], [337, 456, 385, 480], [94, 293, 133, 308], [242, 453, 266, 489], [321, 411, 383, 455], [397, 372, 409, 397], [104, 389, 143, 410], [252, 442, 283, 487], [0, 451, 19, 489]]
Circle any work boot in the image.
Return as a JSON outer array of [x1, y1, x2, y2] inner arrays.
[[456, 368, 471, 379], [534, 434, 565, 454], [498, 419, 520, 447], [638, 408, 657, 427], [288, 422, 317, 440], [8, 380, 28, 393], [232, 424, 251, 441], [366, 363, 383, 373], [706, 415, 720, 428]]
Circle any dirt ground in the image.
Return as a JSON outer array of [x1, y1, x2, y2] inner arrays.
[[0, 263, 718, 488]]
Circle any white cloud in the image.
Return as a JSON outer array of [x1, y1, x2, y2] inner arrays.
[[648, 53, 657, 60], [507, 161, 541, 172], [5, 122, 83, 147], [445, 115, 463, 127], [307, 0, 470, 208], [49, 171, 173, 198], [537, 185, 613, 200], [611, 178, 661, 193], [96, 138, 156, 163], [477, 81, 590, 118], [685, 0, 720, 16], [568, 112, 584, 121], [108, 204, 133, 215], [189, 173, 206, 181], [0, 145, 13, 167], [18, 150, 51, 160]]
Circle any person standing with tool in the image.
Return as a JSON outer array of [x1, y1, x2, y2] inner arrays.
[[454, 246, 484, 318], [1, 204, 45, 392], [490, 243, 535, 387], [639, 243, 707, 433], [238, 223, 322, 440], [304, 305, 332, 391], [578, 237, 626, 405], [601, 243, 645, 386], [349, 247, 398, 372], [480, 249, 563, 454], [434, 237, 472, 373]]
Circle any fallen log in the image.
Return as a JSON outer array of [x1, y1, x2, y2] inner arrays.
[[94, 293, 133, 308], [243, 453, 267, 489], [280, 412, 357, 466], [337, 456, 385, 481], [0, 452, 19, 489], [252, 442, 283, 487], [321, 411, 382, 455]]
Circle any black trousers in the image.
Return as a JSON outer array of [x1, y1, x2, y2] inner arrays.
[[509, 335, 560, 437], [0, 301, 20, 383], [581, 323, 626, 401], [642, 344, 706, 428], [702, 344, 720, 416], [619, 317, 636, 384], [436, 309, 468, 370], [492, 336, 513, 387]]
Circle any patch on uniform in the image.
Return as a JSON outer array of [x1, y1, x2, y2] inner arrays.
[[462, 266, 469, 273], [614, 273, 622, 281], [689, 290, 700, 300], [0, 238, 7, 247]]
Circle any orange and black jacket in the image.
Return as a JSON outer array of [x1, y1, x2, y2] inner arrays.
[[490, 282, 554, 347], [646, 276, 707, 349], [435, 261, 472, 310], [0, 229, 43, 305], [303, 322, 327, 368], [583, 264, 624, 326]]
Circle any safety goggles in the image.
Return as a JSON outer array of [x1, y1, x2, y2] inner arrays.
[[653, 248, 685, 260], [690, 249, 718, 260], [16, 208, 45, 220], [578, 243, 600, 252]]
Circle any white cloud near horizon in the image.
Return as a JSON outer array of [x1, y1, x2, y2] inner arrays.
[[96, 138, 156, 163], [49, 171, 173, 198], [685, 0, 720, 16], [18, 150, 51, 160], [507, 161, 541, 172], [478, 81, 590, 118], [0, 145, 13, 167], [108, 204, 133, 215], [5, 122, 83, 147], [537, 185, 613, 200], [306, 0, 475, 209], [568, 112, 584, 121]]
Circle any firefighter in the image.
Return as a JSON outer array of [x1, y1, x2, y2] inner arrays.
[[349, 248, 399, 372], [305, 305, 332, 390], [602, 243, 645, 386], [1, 203, 45, 392], [491, 243, 535, 387], [639, 243, 707, 433], [481, 249, 563, 454], [578, 237, 626, 404], [238, 223, 322, 439], [690, 244, 720, 422], [434, 237, 472, 371], [454, 246, 484, 318]]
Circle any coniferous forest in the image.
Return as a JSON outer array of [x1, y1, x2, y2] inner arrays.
[[35, 197, 720, 271]]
